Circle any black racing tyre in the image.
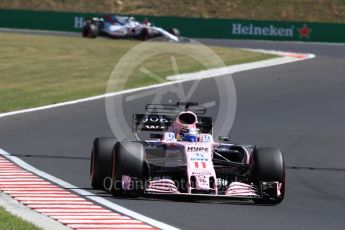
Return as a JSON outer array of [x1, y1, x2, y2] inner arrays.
[[140, 28, 149, 40], [253, 147, 285, 204], [90, 137, 116, 190], [82, 23, 98, 38], [111, 141, 145, 197], [167, 28, 180, 37]]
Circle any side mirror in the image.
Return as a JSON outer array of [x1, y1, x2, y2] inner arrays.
[[218, 136, 231, 142]]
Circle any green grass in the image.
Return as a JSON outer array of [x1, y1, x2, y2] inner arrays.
[[0, 33, 275, 112], [0, 206, 41, 230]]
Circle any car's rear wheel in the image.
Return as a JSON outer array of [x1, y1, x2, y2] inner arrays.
[[111, 141, 145, 197], [82, 23, 98, 38], [252, 147, 285, 204], [90, 137, 116, 190]]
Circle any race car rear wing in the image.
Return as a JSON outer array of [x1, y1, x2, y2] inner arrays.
[[133, 114, 213, 134], [145, 102, 206, 115]]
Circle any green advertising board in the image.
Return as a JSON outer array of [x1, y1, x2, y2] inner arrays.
[[0, 9, 345, 43]]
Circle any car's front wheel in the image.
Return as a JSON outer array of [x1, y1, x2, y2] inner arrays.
[[167, 28, 180, 37], [110, 141, 145, 197], [139, 28, 149, 40], [252, 147, 285, 204]]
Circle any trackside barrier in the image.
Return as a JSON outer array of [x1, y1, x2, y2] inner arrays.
[[1, 9, 345, 43]]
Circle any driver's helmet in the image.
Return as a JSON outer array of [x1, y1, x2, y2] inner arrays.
[[180, 128, 199, 142]]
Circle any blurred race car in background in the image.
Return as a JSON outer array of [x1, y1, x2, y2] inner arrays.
[[90, 102, 285, 204], [82, 15, 180, 41]]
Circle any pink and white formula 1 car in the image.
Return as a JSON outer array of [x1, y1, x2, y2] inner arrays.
[[90, 102, 285, 204]]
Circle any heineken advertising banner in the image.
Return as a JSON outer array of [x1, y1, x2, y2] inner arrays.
[[0, 9, 345, 43]]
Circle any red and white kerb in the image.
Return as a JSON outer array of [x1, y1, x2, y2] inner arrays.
[[0, 156, 156, 230]]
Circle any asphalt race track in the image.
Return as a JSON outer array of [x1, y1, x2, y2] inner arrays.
[[1, 38, 345, 230]]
